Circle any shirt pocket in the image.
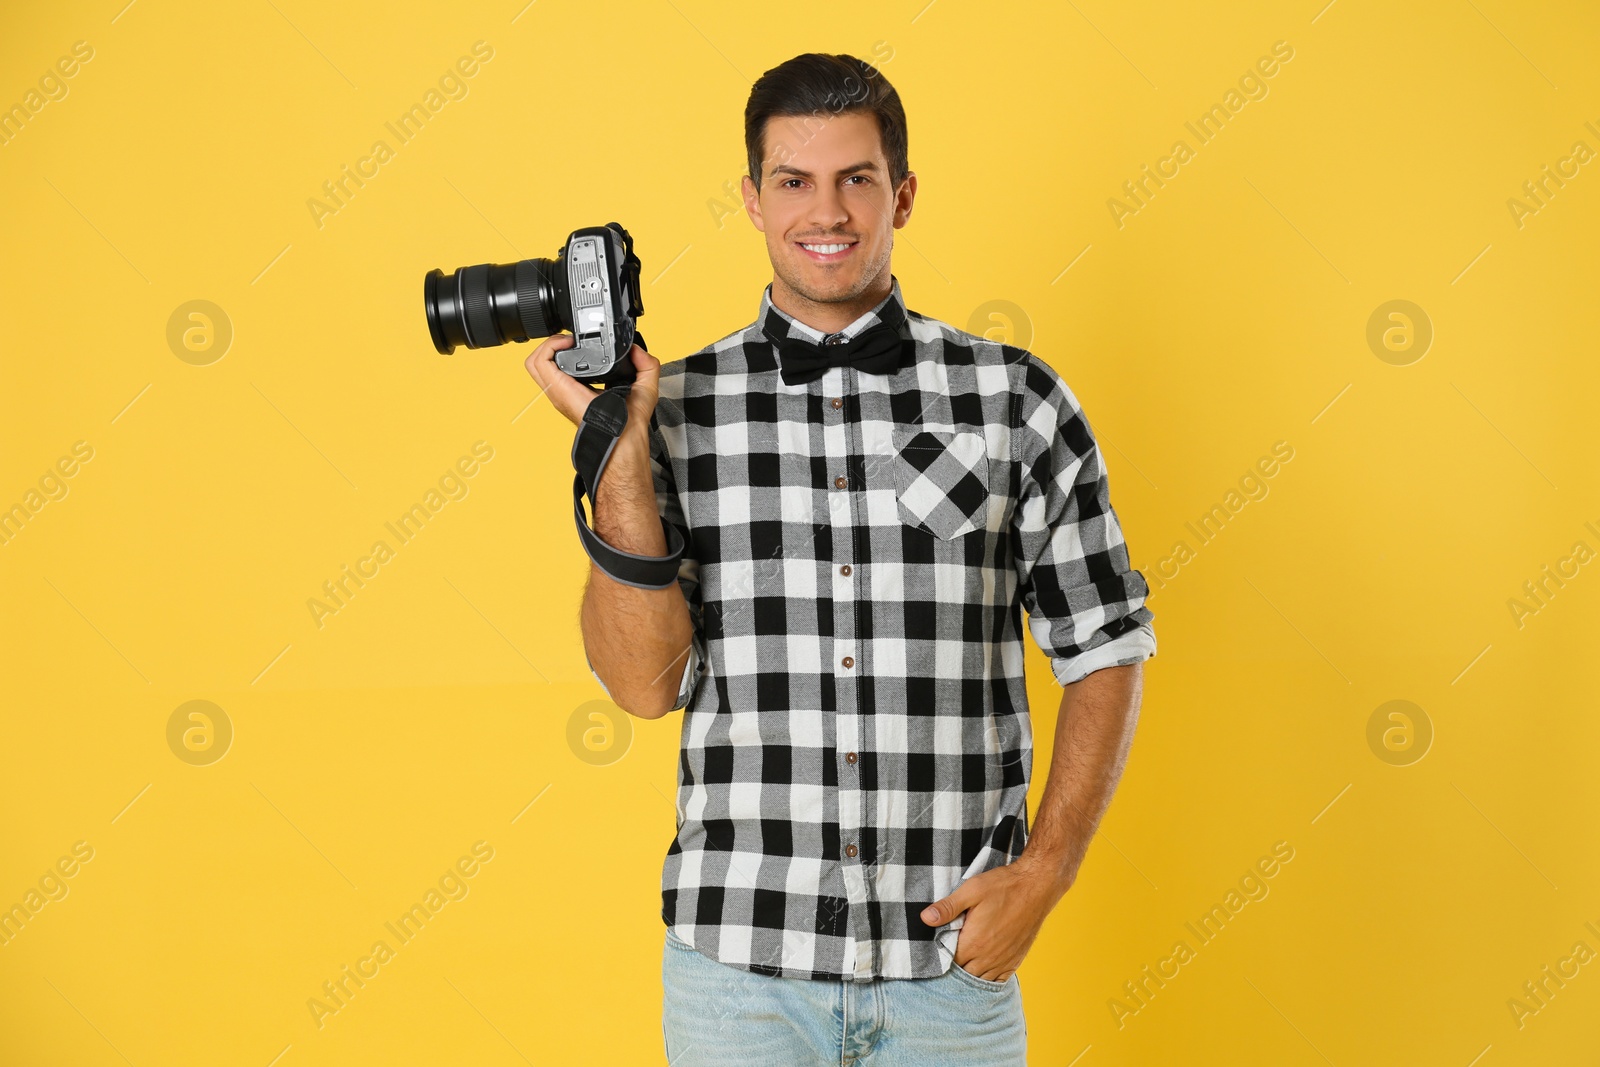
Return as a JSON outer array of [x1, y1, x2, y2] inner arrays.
[[891, 427, 990, 540]]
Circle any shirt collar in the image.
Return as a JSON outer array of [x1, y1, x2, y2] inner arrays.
[[758, 274, 910, 348]]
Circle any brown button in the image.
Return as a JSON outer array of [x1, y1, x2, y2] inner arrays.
[[845, 843, 858, 858], [841, 656, 854, 668], [840, 564, 852, 576], [846, 751, 858, 764], [831, 397, 842, 410], [833, 475, 847, 489]]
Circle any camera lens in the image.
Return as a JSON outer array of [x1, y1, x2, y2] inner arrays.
[[423, 258, 565, 354]]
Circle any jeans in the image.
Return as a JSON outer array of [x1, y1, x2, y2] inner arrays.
[[661, 927, 1027, 1066]]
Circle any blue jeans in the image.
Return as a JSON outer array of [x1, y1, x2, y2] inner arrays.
[[661, 927, 1027, 1065]]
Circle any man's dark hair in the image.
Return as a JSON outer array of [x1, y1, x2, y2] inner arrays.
[[744, 53, 908, 193]]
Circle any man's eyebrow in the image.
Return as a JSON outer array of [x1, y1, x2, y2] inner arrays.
[[767, 160, 882, 179]]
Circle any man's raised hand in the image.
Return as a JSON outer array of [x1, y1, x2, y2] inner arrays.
[[524, 335, 661, 456]]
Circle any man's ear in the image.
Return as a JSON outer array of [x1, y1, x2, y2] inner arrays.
[[893, 171, 917, 228], [742, 174, 765, 232]]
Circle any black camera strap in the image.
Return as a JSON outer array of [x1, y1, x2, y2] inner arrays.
[[569, 380, 687, 590]]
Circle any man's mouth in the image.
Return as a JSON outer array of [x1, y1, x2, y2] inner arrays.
[[796, 239, 858, 262]]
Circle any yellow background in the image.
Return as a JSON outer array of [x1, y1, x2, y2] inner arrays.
[[2, 1, 1597, 1063]]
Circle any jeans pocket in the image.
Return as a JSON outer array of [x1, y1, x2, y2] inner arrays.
[[947, 959, 1014, 993]]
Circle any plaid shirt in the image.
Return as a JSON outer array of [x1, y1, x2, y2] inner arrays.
[[588, 275, 1156, 981]]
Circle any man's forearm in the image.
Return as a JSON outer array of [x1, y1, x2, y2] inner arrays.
[[580, 436, 695, 719], [1019, 662, 1144, 896]]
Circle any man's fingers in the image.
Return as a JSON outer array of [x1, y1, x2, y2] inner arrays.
[[921, 885, 973, 927], [524, 334, 598, 424], [960, 951, 1015, 983], [523, 337, 664, 430], [628, 343, 661, 390], [523, 333, 575, 385], [631, 341, 659, 372]]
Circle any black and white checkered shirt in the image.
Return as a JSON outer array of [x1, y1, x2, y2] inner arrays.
[[589, 275, 1156, 981]]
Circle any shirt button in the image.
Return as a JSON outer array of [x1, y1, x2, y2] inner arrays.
[[845, 843, 858, 858], [834, 474, 847, 489], [846, 751, 858, 764], [840, 564, 852, 576], [831, 397, 842, 410], [842, 656, 854, 668]]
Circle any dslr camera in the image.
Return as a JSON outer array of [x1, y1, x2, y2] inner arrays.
[[423, 222, 644, 388]]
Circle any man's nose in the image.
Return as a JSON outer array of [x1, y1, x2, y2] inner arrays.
[[807, 183, 849, 230]]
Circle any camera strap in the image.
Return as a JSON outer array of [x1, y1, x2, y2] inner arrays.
[[570, 384, 687, 590]]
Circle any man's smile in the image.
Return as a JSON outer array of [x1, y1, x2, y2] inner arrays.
[[795, 239, 858, 263]]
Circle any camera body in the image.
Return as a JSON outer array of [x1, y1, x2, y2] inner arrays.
[[423, 222, 644, 388]]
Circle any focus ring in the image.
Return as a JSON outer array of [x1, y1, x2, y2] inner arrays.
[[516, 260, 555, 339], [461, 264, 497, 348]]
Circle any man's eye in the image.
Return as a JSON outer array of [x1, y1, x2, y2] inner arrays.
[[845, 175, 869, 185], [782, 179, 803, 189]]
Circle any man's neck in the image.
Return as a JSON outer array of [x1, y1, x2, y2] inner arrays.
[[770, 274, 892, 336]]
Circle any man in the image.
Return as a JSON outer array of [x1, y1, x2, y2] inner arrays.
[[526, 52, 1155, 1067]]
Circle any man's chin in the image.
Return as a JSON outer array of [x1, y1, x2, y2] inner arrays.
[[780, 270, 864, 306]]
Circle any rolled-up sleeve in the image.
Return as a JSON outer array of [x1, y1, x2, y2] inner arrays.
[[1010, 352, 1156, 686], [586, 412, 705, 711]]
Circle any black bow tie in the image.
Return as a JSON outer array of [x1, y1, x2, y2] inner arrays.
[[775, 321, 914, 386]]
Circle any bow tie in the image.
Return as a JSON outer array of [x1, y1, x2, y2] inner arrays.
[[775, 320, 914, 386]]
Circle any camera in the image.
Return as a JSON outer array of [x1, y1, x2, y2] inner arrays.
[[423, 222, 645, 388]]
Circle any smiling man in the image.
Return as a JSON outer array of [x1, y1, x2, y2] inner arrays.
[[526, 52, 1156, 1067]]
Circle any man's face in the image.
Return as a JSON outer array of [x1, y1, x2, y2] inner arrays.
[[742, 110, 916, 309]]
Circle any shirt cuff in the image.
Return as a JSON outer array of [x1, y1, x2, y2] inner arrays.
[[1049, 623, 1156, 687], [587, 642, 702, 711], [586, 656, 612, 699], [670, 639, 702, 710]]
